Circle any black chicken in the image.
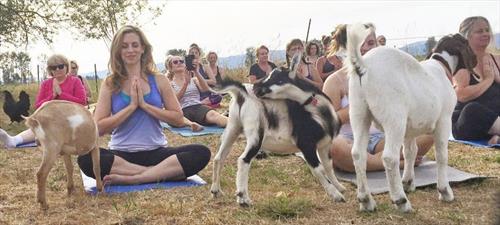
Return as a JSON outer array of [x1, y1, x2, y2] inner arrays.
[[3, 90, 30, 123]]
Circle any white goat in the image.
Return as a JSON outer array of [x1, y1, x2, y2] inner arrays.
[[210, 54, 345, 206], [24, 100, 102, 210], [345, 24, 477, 212]]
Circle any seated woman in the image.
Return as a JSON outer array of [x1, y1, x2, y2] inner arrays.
[[305, 41, 321, 66], [166, 55, 227, 127], [0, 54, 87, 149], [77, 25, 211, 185], [248, 45, 277, 84], [69, 60, 92, 103], [286, 39, 323, 90], [323, 23, 434, 172], [316, 29, 344, 81], [452, 16, 500, 145], [188, 44, 222, 107]]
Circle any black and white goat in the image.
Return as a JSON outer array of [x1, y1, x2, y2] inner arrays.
[[210, 54, 345, 206], [345, 24, 477, 212]]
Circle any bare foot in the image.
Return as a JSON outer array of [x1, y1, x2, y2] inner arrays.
[[103, 174, 138, 185], [488, 135, 499, 145], [190, 123, 204, 132]]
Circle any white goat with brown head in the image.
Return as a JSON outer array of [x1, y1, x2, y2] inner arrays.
[[24, 100, 102, 210]]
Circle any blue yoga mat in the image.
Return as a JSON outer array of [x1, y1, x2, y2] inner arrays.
[[161, 122, 224, 137], [449, 134, 500, 149], [81, 170, 206, 194], [16, 141, 37, 148]]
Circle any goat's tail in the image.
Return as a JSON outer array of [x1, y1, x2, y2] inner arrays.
[[346, 23, 372, 80]]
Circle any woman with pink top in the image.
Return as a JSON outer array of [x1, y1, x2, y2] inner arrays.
[[0, 54, 87, 149]]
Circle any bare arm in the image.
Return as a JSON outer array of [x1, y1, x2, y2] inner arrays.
[[453, 68, 493, 102], [201, 64, 217, 86], [323, 69, 349, 124], [193, 68, 210, 92], [493, 54, 500, 84], [316, 56, 328, 79], [94, 79, 138, 136], [306, 63, 324, 90]]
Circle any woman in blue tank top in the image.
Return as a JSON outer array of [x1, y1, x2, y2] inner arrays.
[[77, 25, 211, 185]]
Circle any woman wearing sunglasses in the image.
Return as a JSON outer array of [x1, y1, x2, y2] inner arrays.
[[0, 54, 87, 149], [166, 55, 227, 128]]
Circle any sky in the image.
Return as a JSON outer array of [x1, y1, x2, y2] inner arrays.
[[5, 0, 500, 76]]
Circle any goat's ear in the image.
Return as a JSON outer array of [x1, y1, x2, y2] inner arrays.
[[289, 53, 301, 79]]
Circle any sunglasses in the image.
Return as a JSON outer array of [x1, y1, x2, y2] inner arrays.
[[49, 64, 66, 71], [172, 59, 185, 65], [71, 66, 78, 69]]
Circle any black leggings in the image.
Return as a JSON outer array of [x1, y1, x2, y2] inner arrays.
[[452, 102, 498, 140], [77, 144, 211, 180]]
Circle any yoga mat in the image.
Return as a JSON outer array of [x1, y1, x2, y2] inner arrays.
[[81, 170, 206, 194], [449, 134, 500, 149], [294, 153, 485, 194], [15, 141, 37, 148], [161, 122, 224, 137]]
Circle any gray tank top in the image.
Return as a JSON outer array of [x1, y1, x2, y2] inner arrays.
[[171, 78, 202, 109]]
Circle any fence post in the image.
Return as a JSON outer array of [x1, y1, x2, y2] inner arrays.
[[94, 64, 99, 94]]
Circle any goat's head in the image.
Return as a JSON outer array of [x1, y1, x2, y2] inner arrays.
[[253, 53, 317, 99], [432, 34, 477, 75]]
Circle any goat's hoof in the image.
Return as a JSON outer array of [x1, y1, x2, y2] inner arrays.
[[236, 193, 251, 207], [394, 198, 412, 213], [67, 187, 76, 196], [211, 189, 222, 198], [438, 186, 454, 202], [39, 202, 49, 211], [358, 194, 376, 212], [403, 179, 415, 193]]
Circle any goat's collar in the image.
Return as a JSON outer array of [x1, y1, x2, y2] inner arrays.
[[303, 94, 318, 106], [431, 54, 452, 74]]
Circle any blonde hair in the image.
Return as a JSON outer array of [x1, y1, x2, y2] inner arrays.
[[70, 60, 78, 69], [164, 55, 177, 80], [328, 24, 347, 57], [106, 25, 159, 92], [459, 16, 495, 50], [46, 54, 70, 76], [207, 51, 218, 61]]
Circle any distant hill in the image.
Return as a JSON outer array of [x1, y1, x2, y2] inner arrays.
[[400, 33, 500, 57], [83, 34, 499, 78]]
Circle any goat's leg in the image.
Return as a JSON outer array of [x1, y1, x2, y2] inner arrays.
[[434, 118, 454, 202], [382, 125, 412, 213], [317, 143, 346, 193], [350, 107, 376, 211], [37, 144, 59, 210], [62, 154, 75, 195], [90, 146, 103, 192], [235, 126, 263, 207], [302, 142, 345, 202], [402, 138, 418, 193], [211, 121, 241, 198]]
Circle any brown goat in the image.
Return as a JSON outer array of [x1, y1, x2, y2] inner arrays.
[[24, 100, 102, 210]]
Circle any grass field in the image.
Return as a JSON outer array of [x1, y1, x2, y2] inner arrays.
[[0, 72, 498, 225]]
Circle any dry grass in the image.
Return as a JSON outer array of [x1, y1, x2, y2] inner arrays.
[[0, 77, 499, 225]]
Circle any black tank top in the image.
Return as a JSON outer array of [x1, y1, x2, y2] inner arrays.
[[455, 54, 500, 113], [322, 58, 336, 74]]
